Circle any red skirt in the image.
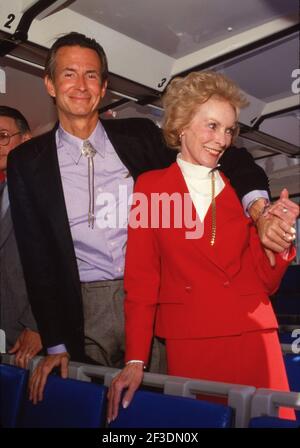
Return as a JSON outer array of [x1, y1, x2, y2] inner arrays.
[[166, 329, 295, 420]]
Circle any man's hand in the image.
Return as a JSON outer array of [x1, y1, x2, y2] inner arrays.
[[29, 353, 70, 404], [107, 362, 144, 424], [9, 329, 42, 369], [249, 189, 299, 266], [267, 188, 299, 226]]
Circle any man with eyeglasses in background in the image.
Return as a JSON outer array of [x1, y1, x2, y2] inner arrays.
[[0, 106, 42, 366]]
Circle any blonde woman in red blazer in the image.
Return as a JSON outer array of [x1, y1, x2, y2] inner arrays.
[[108, 72, 297, 422]]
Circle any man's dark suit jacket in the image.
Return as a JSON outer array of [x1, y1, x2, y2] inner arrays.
[[7, 118, 269, 361]]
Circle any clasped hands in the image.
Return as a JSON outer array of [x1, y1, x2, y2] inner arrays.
[[254, 189, 299, 266]]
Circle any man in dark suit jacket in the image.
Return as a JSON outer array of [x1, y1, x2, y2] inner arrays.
[[0, 106, 42, 367], [7, 33, 296, 403]]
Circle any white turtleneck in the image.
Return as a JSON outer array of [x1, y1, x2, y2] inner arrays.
[[176, 154, 225, 222]]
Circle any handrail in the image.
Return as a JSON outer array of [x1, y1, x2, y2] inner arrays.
[[251, 388, 300, 418], [1, 353, 255, 427]]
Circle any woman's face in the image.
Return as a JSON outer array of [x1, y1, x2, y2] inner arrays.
[[180, 96, 237, 168]]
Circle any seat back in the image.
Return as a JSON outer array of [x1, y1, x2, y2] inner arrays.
[[0, 363, 29, 428], [284, 353, 300, 391], [109, 390, 233, 428], [19, 375, 107, 428], [249, 416, 299, 428], [284, 353, 300, 419]]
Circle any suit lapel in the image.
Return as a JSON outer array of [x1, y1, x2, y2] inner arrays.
[[0, 181, 12, 248], [0, 207, 12, 250], [30, 128, 81, 293], [163, 162, 232, 273]]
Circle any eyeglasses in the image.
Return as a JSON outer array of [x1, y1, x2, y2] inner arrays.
[[0, 131, 22, 146]]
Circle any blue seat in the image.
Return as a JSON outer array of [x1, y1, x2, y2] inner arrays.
[[19, 375, 107, 428], [0, 363, 29, 428], [284, 353, 300, 420], [109, 390, 233, 428], [249, 416, 299, 428], [285, 354, 300, 391]]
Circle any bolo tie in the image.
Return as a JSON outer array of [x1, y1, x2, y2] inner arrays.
[[81, 140, 97, 229]]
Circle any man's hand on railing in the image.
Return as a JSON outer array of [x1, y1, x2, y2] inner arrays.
[[29, 352, 70, 404]]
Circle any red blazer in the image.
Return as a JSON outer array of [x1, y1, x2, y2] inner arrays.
[[124, 163, 294, 363]]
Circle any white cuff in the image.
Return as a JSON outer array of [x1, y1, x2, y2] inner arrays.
[[126, 360, 146, 369], [242, 190, 269, 217]]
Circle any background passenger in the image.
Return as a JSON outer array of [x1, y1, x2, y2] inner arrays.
[[0, 106, 42, 367]]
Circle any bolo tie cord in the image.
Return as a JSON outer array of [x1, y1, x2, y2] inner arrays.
[[82, 140, 97, 229]]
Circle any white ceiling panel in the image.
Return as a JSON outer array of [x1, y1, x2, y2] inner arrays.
[[69, 0, 299, 57]]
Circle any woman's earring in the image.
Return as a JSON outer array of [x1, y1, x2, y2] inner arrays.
[[179, 131, 184, 141]]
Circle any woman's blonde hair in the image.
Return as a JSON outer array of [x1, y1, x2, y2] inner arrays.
[[162, 71, 248, 149]]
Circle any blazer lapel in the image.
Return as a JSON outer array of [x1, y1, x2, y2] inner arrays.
[[0, 207, 12, 250], [164, 162, 231, 273], [30, 128, 81, 293]]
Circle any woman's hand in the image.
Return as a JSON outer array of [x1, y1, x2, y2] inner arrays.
[[107, 362, 144, 424]]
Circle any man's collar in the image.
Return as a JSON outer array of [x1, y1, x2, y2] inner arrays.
[[57, 121, 106, 164]]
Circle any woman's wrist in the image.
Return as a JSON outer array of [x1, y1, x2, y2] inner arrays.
[[126, 360, 146, 369]]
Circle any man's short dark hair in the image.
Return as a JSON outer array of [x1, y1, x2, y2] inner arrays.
[[45, 32, 109, 83], [0, 106, 30, 134]]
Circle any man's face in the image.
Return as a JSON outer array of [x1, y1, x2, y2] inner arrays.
[[45, 45, 107, 126], [0, 116, 30, 172]]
